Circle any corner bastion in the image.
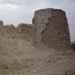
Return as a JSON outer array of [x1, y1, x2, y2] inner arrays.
[[33, 8, 71, 49]]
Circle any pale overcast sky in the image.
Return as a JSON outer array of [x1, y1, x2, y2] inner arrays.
[[0, 0, 75, 42]]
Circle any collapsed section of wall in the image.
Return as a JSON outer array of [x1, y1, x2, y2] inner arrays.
[[0, 23, 32, 41], [33, 8, 71, 49]]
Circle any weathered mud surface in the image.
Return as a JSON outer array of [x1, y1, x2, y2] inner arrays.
[[0, 30, 74, 75]]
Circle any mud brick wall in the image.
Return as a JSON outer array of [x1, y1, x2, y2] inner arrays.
[[33, 8, 71, 49]]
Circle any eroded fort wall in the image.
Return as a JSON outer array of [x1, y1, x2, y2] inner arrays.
[[33, 8, 71, 49]]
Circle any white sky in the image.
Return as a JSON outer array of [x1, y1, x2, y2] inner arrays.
[[0, 0, 75, 42]]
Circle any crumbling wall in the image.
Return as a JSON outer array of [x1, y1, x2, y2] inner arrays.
[[32, 9, 52, 44], [0, 23, 32, 41], [0, 21, 4, 27], [33, 8, 71, 49]]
